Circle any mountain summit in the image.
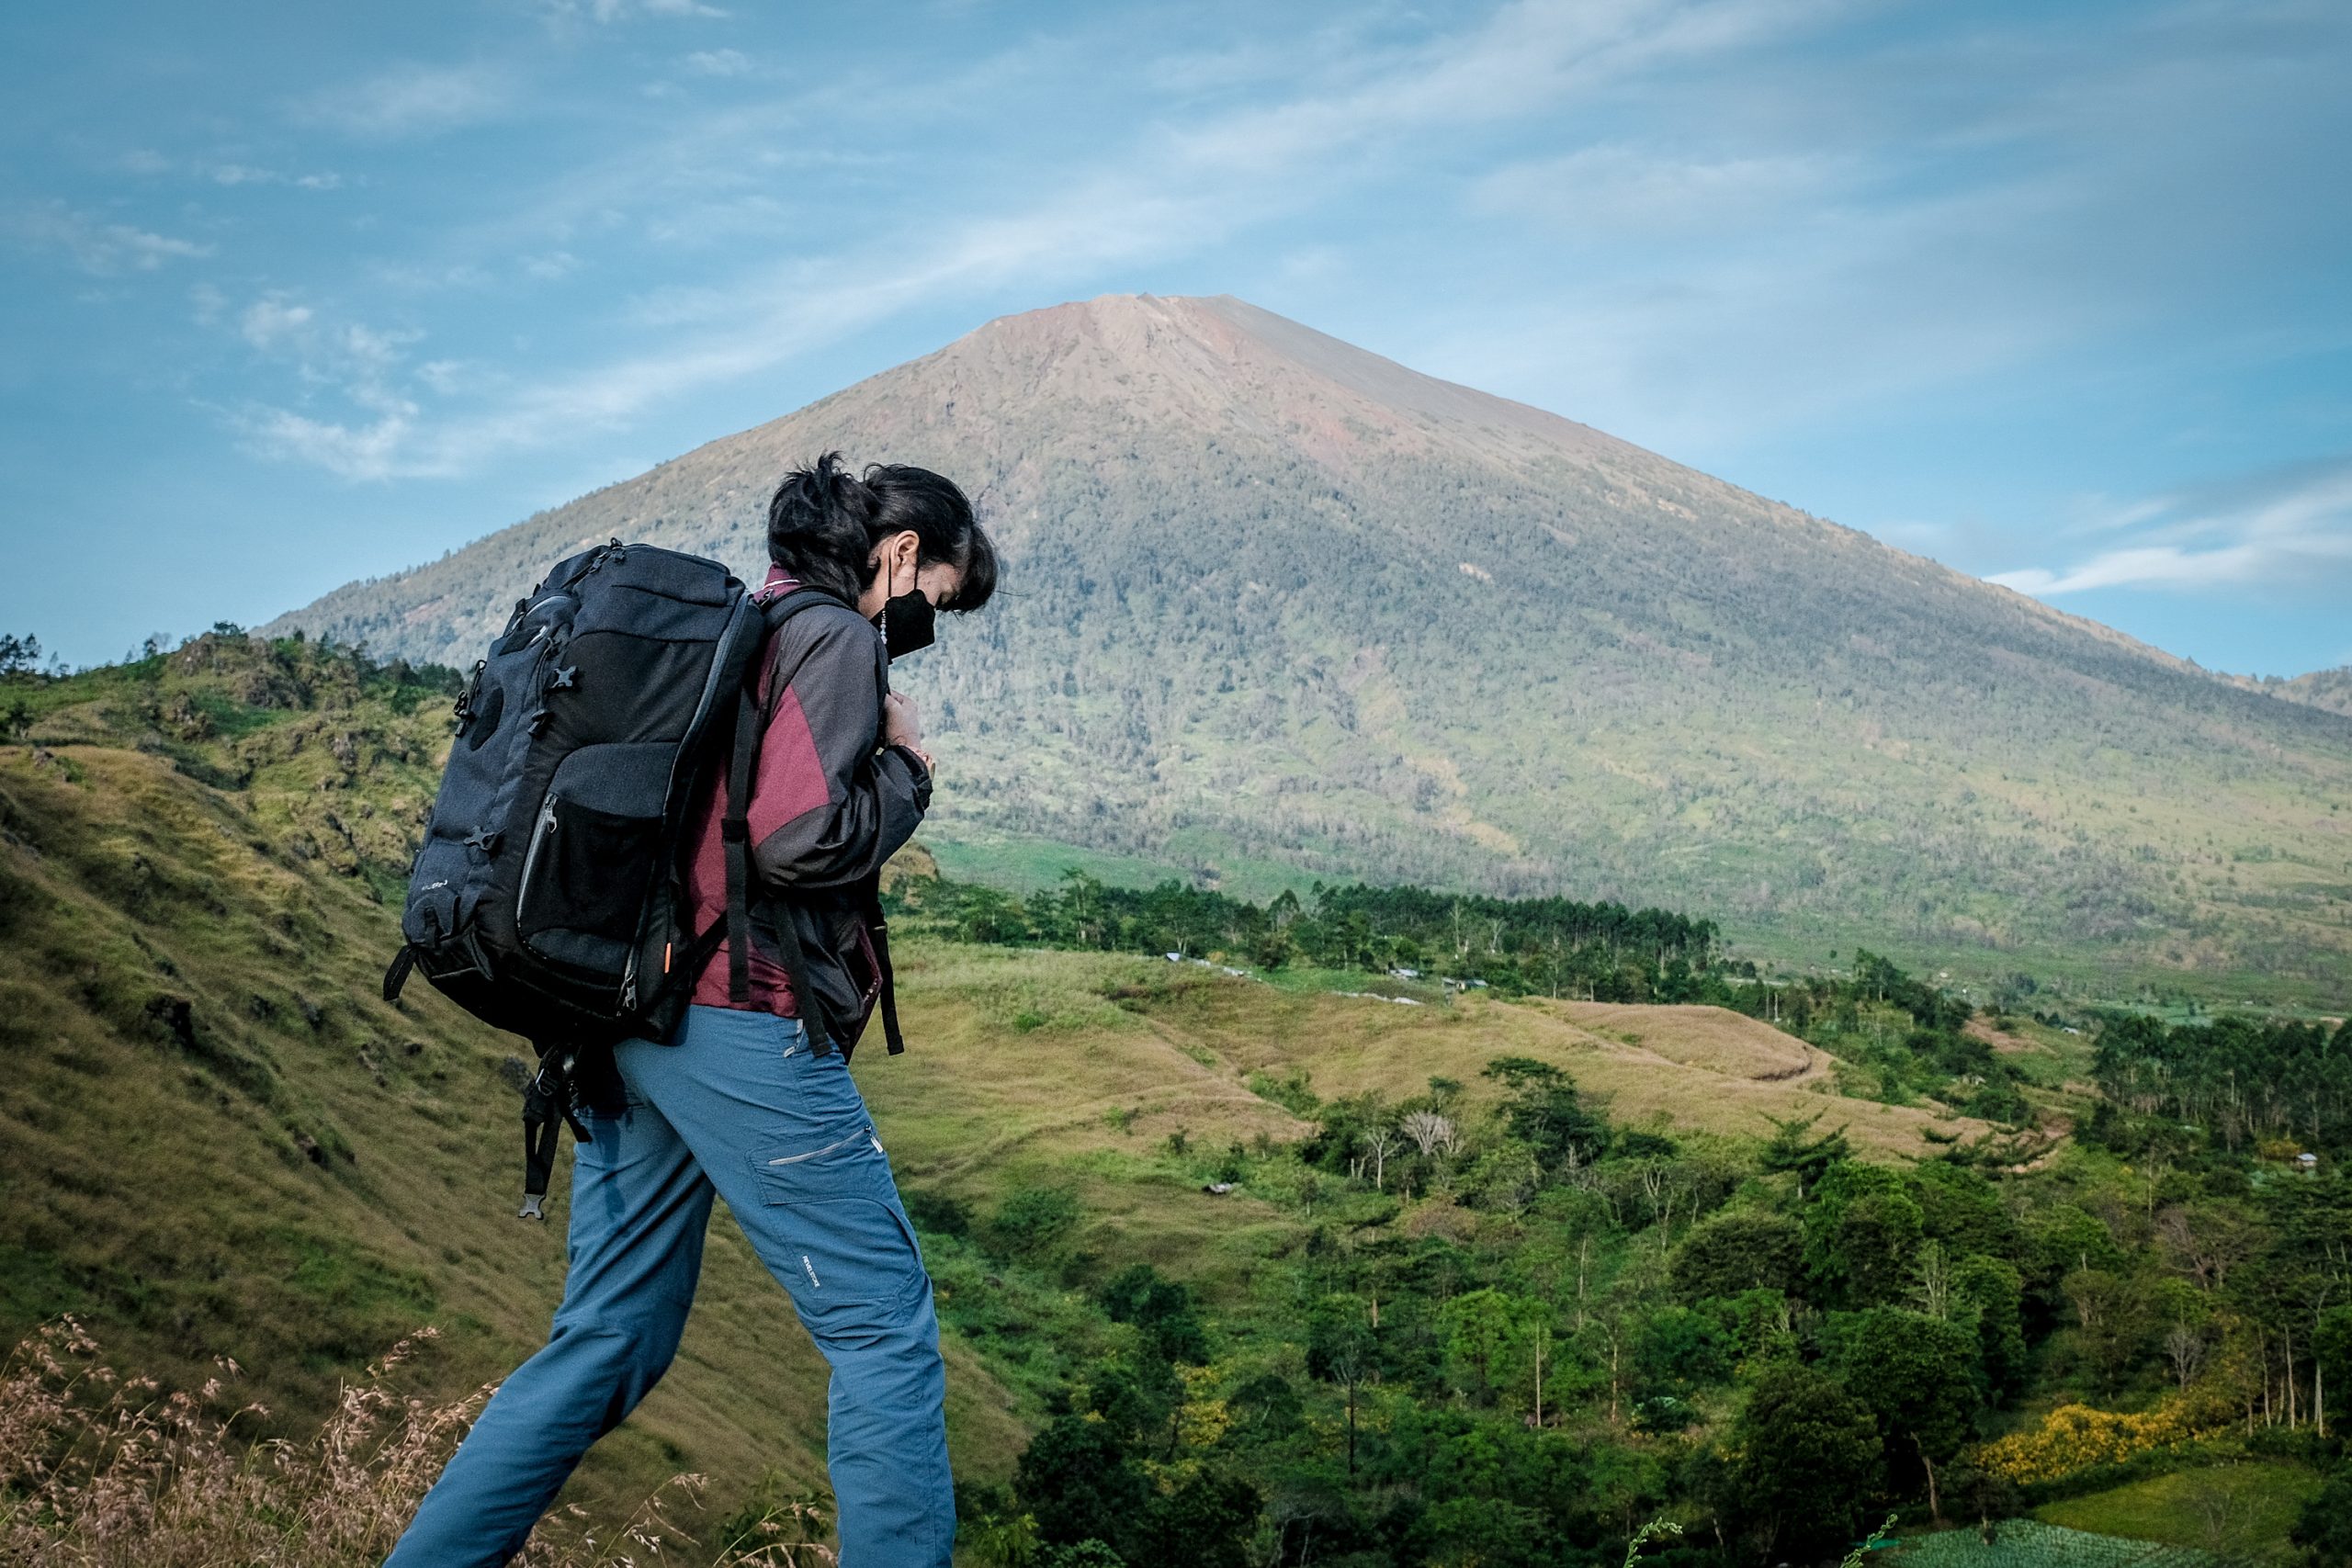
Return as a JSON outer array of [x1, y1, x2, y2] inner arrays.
[[274, 295, 2352, 986]]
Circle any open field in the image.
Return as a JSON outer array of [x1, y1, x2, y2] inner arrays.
[[2035, 1462, 2321, 1562], [1893, 1520, 2219, 1566]]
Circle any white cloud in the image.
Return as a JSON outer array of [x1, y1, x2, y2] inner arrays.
[[1988, 464, 2352, 596], [294, 62, 514, 140], [8, 202, 212, 274], [241, 297, 314, 349], [202, 161, 345, 190], [1471, 144, 1844, 237], [680, 48, 752, 76], [240, 405, 417, 481], [225, 293, 436, 479], [540, 0, 726, 21]]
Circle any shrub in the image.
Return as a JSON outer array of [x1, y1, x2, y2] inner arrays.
[[990, 1187, 1082, 1259]]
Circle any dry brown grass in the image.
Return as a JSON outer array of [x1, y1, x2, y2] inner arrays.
[[871, 954, 1990, 1165], [1547, 1001, 1820, 1080], [0, 1319, 834, 1568]]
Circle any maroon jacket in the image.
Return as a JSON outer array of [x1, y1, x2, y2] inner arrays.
[[680, 567, 931, 1022]]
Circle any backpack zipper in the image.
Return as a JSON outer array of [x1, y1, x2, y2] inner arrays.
[[515, 793, 559, 926], [765, 1123, 875, 1167]]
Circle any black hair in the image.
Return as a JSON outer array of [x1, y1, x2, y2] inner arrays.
[[765, 452, 997, 613]]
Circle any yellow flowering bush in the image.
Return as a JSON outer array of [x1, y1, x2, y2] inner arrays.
[[1971, 1398, 2219, 1485]]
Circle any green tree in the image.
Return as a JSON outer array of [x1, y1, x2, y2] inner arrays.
[[1721, 1363, 1881, 1562], [1760, 1113, 1853, 1196], [1804, 1163, 1925, 1307], [1438, 1287, 1546, 1410], [991, 1186, 1081, 1259], [1907, 1162, 2020, 1261], [1671, 1210, 1804, 1301], [1306, 1295, 1378, 1471], [1951, 1255, 2029, 1401], [1480, 1055, 1607, 1165], [2060, 1267, 2155, 1393], [1013, 1416, 1148, 1551], [965, 1510, 1042, 1567], [1126, 1468, 1261, 1568], [2292, 1475, 2352, 1564], [0, 633, 41, 679], [1037, 1544, 1125, 1568], [1098, 1263, 1210, 1364], [1834, 1307, 1982, 1523]]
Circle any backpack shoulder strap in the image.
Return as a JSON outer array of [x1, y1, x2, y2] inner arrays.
[[722, 589, 845, 1047]]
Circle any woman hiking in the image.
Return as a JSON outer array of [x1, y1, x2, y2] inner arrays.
[[386, 453, 998, 1568]]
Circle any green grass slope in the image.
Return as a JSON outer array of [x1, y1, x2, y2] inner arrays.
[[0, 637, 1030, 1526], [2, 629, 1988, 1536]]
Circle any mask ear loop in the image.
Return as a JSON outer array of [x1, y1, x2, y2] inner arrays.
[[876, 537, 901, 640]]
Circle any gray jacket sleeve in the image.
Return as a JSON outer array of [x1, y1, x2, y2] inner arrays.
[[750, 605, 933, 891]]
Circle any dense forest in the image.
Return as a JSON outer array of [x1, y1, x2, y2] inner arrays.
[[909, 964, 2352, 1564], [892, 870, 1720, 999], [871, 872, 2352, 1564]]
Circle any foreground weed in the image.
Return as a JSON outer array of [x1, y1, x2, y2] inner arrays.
[[0, 1318, 818, 1566]]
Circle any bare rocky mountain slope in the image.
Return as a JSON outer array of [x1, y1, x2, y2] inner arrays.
[[273, 295, 2352, 991]]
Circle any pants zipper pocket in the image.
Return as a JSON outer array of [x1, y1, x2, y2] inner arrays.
[[765, 1123, 876, 1167]]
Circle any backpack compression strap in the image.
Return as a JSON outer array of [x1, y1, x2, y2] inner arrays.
[[518, 1043, 591, 1221], [862, 873, 908, 1056]]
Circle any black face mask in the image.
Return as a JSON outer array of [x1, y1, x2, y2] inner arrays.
[[874, 567, 937, 661]]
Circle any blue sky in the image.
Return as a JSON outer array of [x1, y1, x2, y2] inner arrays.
[[3, 0, 2347, 676]]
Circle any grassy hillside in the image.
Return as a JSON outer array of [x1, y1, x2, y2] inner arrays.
[[0, 636, 1027, 1529], [0, 631, 1910, 1525], [12, 634, 2352, 1566], [266, 295, 2352, 999]]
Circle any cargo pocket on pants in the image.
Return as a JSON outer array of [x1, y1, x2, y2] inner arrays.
[[748, 1117, 925, 1308]]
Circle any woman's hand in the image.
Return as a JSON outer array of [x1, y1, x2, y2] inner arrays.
[[883, 692, 931, 769]]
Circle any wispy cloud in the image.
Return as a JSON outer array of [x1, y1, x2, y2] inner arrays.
[[294, 62, 514, 140], [679, 48, 752, 76], [1470, 144, 1845, 238], [542, 0, 727, 23], [206, 163, 343, 190], [8, 202, 212, 274], [1989, 463, 2352, 596], [241, 0, 1849, 480], [227, 292, 430, 479]]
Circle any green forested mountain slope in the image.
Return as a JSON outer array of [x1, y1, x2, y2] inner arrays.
[[270, 295, 2352, 994]]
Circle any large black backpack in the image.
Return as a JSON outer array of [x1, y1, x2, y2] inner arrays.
[[382, 540, 884, 1216]]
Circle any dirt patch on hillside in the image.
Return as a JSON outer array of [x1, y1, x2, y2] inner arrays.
[[1964, 1018, 2039, 1055]]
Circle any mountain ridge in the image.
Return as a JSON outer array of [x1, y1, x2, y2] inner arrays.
[[270, 294, 2352, 992]]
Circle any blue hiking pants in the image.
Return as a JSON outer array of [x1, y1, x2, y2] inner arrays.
[[385, 1006, 953, 1567]]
